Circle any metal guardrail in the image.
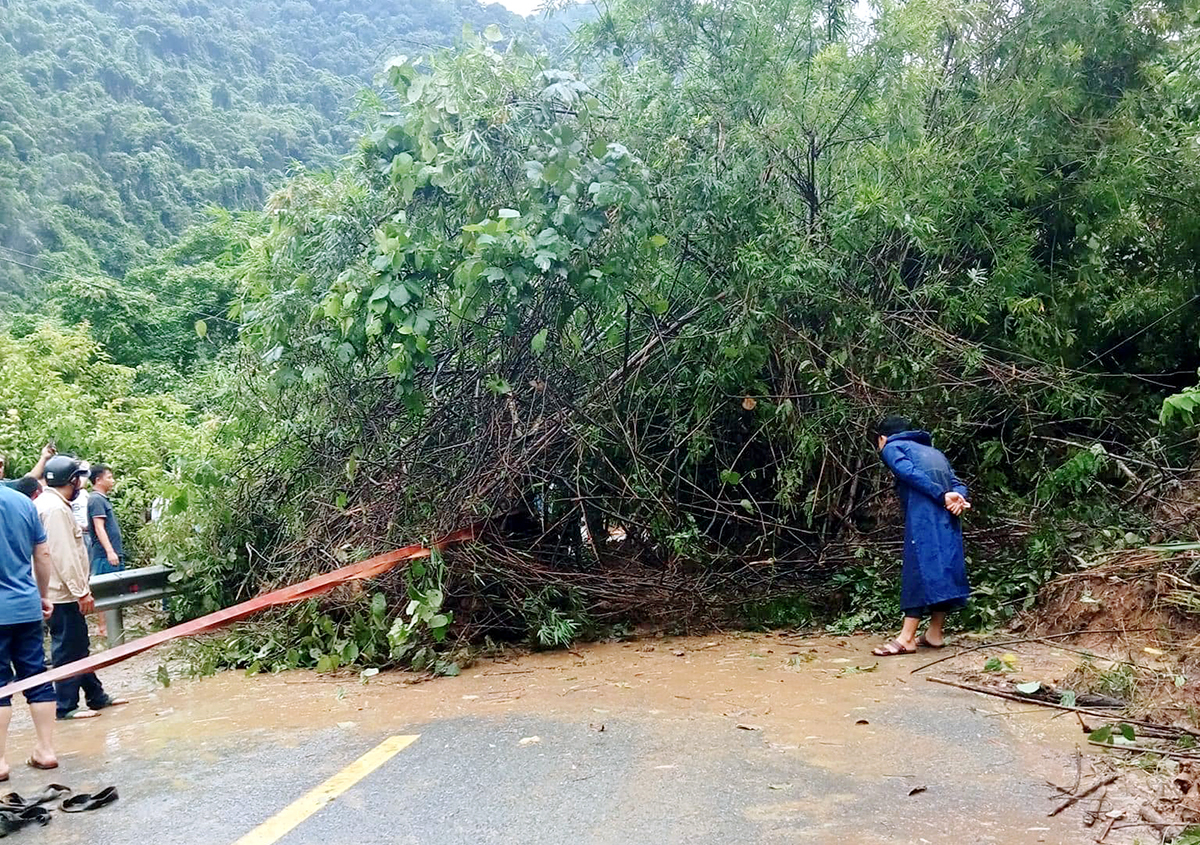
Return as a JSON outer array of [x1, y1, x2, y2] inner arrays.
[[89, 565, 174, 647]]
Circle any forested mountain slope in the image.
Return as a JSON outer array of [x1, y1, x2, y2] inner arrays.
[[0, 0, 529, 305]]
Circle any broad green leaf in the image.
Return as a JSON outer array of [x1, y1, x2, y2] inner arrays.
[[531, 327, 548, 354], [194, 319, 208, 338], [720, 470, 742, 485], [1015, 681, 1041, 694]]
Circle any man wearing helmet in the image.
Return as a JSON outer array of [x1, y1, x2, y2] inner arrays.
[[35, 456, 124, 720]]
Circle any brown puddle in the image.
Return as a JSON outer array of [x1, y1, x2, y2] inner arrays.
[[8, 632, 1101, 844]]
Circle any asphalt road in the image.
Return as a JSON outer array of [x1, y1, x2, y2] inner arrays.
[[3, 634, 1088, 845]]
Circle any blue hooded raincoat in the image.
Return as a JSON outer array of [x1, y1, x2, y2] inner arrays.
[[880, 430, 971, 615]]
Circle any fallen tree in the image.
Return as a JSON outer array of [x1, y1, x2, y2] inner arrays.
[[148, 0, 1200, 668]]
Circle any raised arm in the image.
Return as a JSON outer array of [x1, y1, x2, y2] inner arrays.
[[28, 443, 55, 481]]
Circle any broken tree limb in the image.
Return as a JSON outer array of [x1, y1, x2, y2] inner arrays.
[[910, 629, 1159, 675], [0, 524, 480, 701], [1087, 741, 1200, 761], [1048, 775, 1118, 817], [1140, 804, 1186, 839], [925, 677, 1200, 736]]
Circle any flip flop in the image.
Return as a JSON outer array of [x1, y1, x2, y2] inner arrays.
[[92, 698, 129, 710], [0, 804, 51, 832], [25, 757, 57, 772], [28, 785, 71, 807], [917, 634, 946, 649], [61, 786, 118, 813], [58, 708, 100, 720], [1, 784, 70, 811], [871, 639, 917, 657], [16, 806, 50, 827]]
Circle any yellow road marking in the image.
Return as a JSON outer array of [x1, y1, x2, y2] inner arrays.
[[233, 734, 420, 845]]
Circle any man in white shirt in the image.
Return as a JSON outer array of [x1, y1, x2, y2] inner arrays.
[[35, 457, 125, 721], [69, 462, 90, 549]]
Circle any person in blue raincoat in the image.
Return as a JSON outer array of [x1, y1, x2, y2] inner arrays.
[[871, 417, 971, 657]]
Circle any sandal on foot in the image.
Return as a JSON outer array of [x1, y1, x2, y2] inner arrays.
[[871, 639, 917, 657], [58, 708, 100, 721], [25, 757, 57, 772], [61, 787, 118, 813], [92, 698, 129, 710], [917, 634, 946, 649]]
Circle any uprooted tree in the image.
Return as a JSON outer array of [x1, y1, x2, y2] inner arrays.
[[152, 0, 1200, 670]]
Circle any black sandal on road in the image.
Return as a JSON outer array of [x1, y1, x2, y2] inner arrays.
[[16, 806, 50, 827], [2, 784, 71, 813], [61, 787, 118, 813], [872, 639, 917, 657], [917, 634, 946, 649], [0, 804, 51, 833]]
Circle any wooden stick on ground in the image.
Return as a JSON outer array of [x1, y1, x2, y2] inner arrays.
[[1140, 804, 1185, 838], [928, 676, 1124, 720], [1087, 741, 1200, 761], [927, 677, 1200, 736], [911, 628, 1159, 675], [1049, 775, 1118, 817]]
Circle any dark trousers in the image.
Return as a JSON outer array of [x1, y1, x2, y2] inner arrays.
[[49, 602, 109, 718], [0, 621, 55, 706]]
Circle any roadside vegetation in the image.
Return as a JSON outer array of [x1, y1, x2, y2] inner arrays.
[[2, 0, 1199, 676]]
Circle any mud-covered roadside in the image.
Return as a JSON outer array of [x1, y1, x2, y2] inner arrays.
[[9, 631, 1105, 844]]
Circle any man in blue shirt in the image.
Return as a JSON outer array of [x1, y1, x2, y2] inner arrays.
[[0, 484, 58, 776], [86, 464, 124, 575]]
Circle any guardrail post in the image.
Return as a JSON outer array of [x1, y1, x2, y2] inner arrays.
[[105, 608, 124, 648], [90, 566, 174, 649]]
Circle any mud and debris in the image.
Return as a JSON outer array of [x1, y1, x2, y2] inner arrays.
[[911, 629, 1200, 843], [3, 631, 1118, 844]]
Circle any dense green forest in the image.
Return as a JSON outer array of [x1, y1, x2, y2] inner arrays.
[[3, 0, 1200, 670], [0, 0, 532, 307]]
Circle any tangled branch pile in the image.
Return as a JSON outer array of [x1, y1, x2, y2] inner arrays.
[[153, 0, 1200, 663]]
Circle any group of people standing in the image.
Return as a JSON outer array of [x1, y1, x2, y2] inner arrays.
[[0, 444, 126, 779]]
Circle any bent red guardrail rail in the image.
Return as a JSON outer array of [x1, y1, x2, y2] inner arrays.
[[0, 524, 479, 701]]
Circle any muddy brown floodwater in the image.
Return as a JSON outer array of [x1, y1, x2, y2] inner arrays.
[[7, 632, 1112, 844]]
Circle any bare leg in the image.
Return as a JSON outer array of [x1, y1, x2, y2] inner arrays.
[[896, 616, 921, 650], [873, 616, 921, 655], [29, 701, 55, 768], [923, 612, 947, 648], [0, 705, 10, 779]]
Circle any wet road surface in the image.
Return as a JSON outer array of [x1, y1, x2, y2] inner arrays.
[[4, 634, 1092, 844]]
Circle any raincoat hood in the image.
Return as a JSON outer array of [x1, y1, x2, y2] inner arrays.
[[885, 430, 933, 447]]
